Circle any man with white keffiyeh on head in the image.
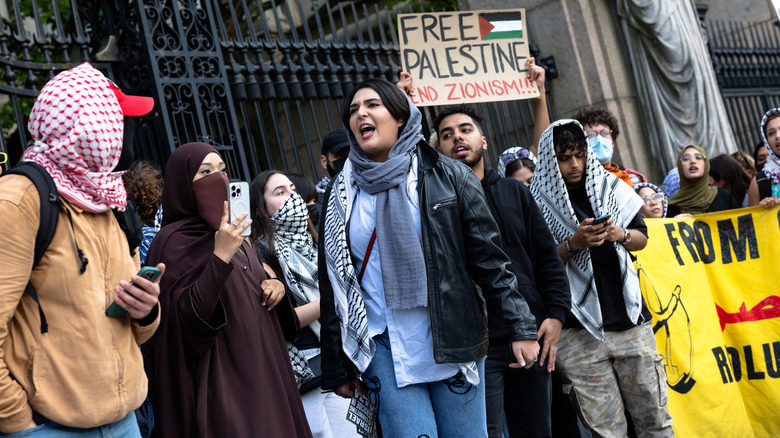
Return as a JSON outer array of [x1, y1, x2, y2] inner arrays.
[[530, 119, 674, 437]]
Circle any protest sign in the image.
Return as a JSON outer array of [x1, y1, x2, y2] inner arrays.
[[635, 206, 780, 437], [397, 9, 540, 106]]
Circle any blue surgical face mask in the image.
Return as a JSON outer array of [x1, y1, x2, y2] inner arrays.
[[589, 136, 614, 164]]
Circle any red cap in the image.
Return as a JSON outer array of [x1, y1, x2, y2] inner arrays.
[[106, 79, 154, 117]]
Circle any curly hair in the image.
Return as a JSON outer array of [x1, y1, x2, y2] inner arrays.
[[553, 124, 587, 156], [573, 106, 620, 142], [432, 104, 485, 136], [122, 161, 163, 227]]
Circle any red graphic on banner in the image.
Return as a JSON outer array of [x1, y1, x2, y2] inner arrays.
[[715, 296, 780, 331]]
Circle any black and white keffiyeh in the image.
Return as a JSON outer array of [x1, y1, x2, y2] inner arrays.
[[272, 191, 320, 339], [633, 182, 667, 218], [530, 119, 645, 341], [761, 108, 780, 177], [322, 162, 374, 372]]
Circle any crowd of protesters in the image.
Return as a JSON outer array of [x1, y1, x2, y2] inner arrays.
[[0, 57, 778, 438]]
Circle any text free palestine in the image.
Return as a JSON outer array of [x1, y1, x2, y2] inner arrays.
[[399, 13, 530, 79]]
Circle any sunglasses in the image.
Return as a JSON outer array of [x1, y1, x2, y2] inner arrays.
[[499, 149, 531, 166], [641, 193, 665, 204]]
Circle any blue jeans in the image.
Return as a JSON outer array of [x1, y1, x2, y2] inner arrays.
[[0, 412, 141, 438], [362, 332, 488, 438]]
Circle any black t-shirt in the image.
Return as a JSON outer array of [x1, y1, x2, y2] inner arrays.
[[565, 184, 652, 331]]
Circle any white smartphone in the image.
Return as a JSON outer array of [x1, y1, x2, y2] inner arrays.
[[228, 181, 252, 237]]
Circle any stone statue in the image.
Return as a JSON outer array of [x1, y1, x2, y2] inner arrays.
[[618, 0, 737, 170]]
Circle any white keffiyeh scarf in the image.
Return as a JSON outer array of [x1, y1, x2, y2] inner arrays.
[[272, 191, 320, 339], [760, 108, 780, 182], [322, 162, 374, 372], [530, 119, 644, 340]]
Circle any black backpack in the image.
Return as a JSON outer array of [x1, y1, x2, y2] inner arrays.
[[2, 161, 143, 333]]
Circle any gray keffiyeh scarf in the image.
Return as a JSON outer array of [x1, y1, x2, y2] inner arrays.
[[530, 119, 645, 341], [347, 93, 427, 310], [272, 191, 320, 339]]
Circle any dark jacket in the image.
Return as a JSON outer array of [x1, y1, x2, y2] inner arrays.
[[318, 143, 538, 389], [481, 170, 570, 341], [667, 187, 739, 217]]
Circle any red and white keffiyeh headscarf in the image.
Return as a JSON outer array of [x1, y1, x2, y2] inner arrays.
[[24, 62, 127, 212]]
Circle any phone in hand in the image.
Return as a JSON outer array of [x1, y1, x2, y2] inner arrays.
[[106, 266, 162, 318], [591, 214, 611, 225], [228, 182, 252, 237]]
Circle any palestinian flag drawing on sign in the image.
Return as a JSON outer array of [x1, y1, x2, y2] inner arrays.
[[478, 11, 523, 40]]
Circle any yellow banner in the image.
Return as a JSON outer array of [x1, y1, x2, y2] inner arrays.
[[635, 206, 780, 438]]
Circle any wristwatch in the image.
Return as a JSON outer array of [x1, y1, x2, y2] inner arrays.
[[620, 228, 632, 245]]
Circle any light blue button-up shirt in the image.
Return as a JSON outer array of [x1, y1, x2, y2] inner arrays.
[[347, 163, 478, 388]]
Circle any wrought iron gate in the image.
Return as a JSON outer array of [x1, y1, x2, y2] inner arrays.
[[0, 0, 554, 182], [705, 16, 780, 153]]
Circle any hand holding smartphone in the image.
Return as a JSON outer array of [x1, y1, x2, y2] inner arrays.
[[228, 182, 252, 237], [106, 266, 162, 318], [591, 214, 611, 226]]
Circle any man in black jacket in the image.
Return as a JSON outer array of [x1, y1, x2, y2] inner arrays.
[[435, 99, 571, 438]]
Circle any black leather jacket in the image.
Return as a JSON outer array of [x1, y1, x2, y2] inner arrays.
[[318, 142, 537, 389]]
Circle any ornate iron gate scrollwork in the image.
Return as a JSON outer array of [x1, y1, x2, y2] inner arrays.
[[0, 0, 553, 182], [703, 11, 780, 152], [137, 0, 251, 180]]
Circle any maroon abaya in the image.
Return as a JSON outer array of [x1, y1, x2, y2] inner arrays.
[[142, 143, 311, 437]]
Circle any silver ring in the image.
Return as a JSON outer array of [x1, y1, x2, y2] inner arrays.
[[233, 222, 239, 228]]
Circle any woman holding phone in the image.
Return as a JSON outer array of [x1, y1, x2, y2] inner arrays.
[[142, 142, 311, 437]]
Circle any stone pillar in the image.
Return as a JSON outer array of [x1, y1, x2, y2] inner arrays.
[[457, 0, 726, 181]]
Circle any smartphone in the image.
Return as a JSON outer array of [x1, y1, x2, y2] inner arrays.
[[591, 214, 611, 225], [228, 181, 252, 237], [106, 266, 162, 318]]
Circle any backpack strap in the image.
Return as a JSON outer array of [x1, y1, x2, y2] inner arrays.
[[5, 161, 62, 334], [113, 197, 143, 257]]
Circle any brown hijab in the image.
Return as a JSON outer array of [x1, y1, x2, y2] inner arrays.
[[668, 145, 718, 215]]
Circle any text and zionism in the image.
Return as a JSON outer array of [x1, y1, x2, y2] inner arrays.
[[398, 9, 539, 106]]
